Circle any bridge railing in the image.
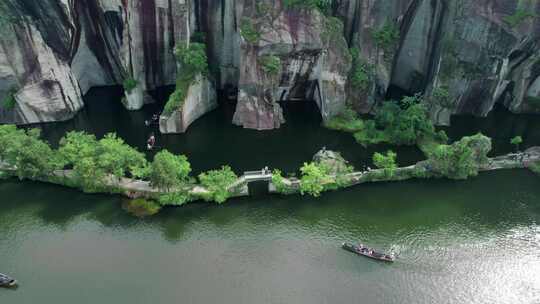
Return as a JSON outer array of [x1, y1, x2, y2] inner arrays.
[[244, 170, 271, 176]]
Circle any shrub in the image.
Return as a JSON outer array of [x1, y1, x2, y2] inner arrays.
[[271, 169, 289, 194], [240, 18, 260, 44], [1, 87, 17, 109], [431, 86, 453, 108], [324, 107, 364, 133], [373, 151, 397, 177], [371, 21, 399, 60], [260, 55, 281, 76], [198, 165, 238, 204], [123, 77, 138, 94], [158, 191, 192, 206], [349, 48, 370, 90], [299, 162, 331, 197], [123, 199, 161, 217], [510, 136, 523, 152]]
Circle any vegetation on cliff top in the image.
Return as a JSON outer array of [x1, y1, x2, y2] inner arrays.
[[123, 77, 138, 94], [164, 42, 208, 115]]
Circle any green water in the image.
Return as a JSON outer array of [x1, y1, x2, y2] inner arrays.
[[1, 88, 540, 303]]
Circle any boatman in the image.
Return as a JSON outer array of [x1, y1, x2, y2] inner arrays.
[[147, 133, 156, 150]]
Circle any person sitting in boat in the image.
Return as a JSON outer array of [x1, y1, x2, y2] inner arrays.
[[147, 133, 156, 150], [145, 114, 160, 126]]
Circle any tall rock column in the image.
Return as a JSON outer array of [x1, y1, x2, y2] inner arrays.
[[233, 0, 351, 130]]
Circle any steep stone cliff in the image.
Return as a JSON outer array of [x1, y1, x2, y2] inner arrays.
[[0, 0, 538, 129], [338, 0, 540, 125]]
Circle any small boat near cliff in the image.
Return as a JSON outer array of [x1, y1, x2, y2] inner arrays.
[[0, 273, 17, 287], [342, 242, 395, 262]]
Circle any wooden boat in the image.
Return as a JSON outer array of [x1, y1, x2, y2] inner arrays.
[[0, 273, 17, 287], [342, 242, 395, 262]]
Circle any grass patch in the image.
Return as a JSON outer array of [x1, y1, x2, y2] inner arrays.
[[324, 107, 364, 133]]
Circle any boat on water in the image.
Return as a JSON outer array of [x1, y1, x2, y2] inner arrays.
[[0, 273, 17, 287], [342, 242, 395, 262]]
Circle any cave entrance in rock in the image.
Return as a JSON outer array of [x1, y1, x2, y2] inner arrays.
[[385, 84, 419, 101], [278, 83, 323, 127]]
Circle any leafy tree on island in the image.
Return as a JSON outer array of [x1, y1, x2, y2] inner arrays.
[[299, 162, 330, 197], [198, 166, 238, 204], [510, 136, 523, 152], [372, 150, 397, 177], [149, 150, 191, 192]]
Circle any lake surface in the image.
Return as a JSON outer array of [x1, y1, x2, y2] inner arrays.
[[1, 87, 540, 303]]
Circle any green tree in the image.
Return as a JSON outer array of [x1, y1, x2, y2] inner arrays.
[[149, 150, 191, 191], [97, 133, 148, 181], [299, 162, 330, 197], [510, 136, 523, 152], [174, 42, 208, 76], [164, 42, 209, 114], [0, 126, 58, 180], [372, 150, 397, 177], [58, 131, 147, 191], [427, 133, 491, 180], [198, 165, 238, 203]]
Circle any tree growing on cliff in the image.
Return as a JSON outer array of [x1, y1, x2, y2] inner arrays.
[[373, 151, 397, 177], [149, 150, 191, 192], [164, 42, 209, 114], [240, 18, 260, 44], [511, 136, 523, 152]]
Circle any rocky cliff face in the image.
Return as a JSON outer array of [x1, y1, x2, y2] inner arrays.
[[338, 0, 540, 125], [0, 0, 539, 129]]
